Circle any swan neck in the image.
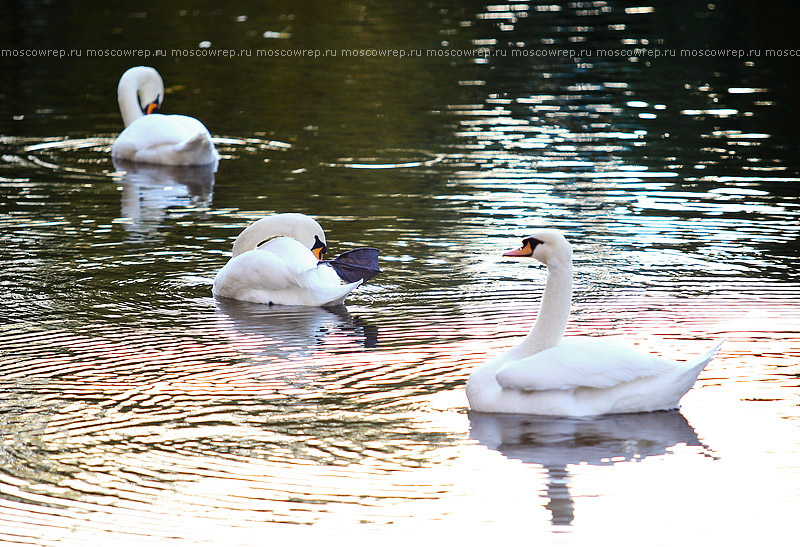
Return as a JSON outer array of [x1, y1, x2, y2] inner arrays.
[[230, 214, 325, 258], [232, 217, 282, 257], [521, 259, 573, 354], [118, 67, 163, 128], [118, 80, 142, 127]]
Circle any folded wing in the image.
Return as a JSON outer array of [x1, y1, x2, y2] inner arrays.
[[495, 338, 676, 391]]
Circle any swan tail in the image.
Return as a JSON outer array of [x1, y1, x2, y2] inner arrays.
[[176, 132, 212, 152], [683, 338, 727, 375], [322, 280, 363, 307], [174, 132, 219, 166]]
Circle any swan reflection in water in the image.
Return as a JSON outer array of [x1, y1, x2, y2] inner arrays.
[[469, 410, 713, 525], [215, 298, 378, 358], [112, 158, 215, 235]]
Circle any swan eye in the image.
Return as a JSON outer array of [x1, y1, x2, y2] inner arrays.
[[523, 237, 544, 249]]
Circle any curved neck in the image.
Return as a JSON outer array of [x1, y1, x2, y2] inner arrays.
[[118, 80, 143, 128], [514, 258, 573, 357], [232, 217, 285, 257], [230, 215, 324, 258], [118, 68, 162, 128]]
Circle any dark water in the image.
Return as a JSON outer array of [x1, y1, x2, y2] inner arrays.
[[1, 2, 799, 545]]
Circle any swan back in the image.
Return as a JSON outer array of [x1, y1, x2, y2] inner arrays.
[[118, 66, 164, 127], [231, 213, 326, 258]]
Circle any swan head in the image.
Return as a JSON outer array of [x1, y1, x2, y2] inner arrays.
[[231, 213, 328, 259], [503, 229, 573, 267], [118, 66, 165, 127]]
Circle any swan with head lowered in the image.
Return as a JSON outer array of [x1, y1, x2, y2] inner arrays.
[[212, 213, 380, 307], [112, 66, 219, 166], [466, 229, 725, 417]]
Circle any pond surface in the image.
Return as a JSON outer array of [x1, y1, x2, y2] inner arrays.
[[1, 1, 799, 545]]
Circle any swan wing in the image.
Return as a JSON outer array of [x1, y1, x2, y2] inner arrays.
[[213, 238, 361, 306], [214, 237, 318, 293], [213, 249, 299, 296], [495, 338, 676, 391], [257, 237, 320, 276]]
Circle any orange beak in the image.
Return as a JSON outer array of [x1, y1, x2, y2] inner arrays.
[[311, 235, 327, 260], [503, 240, 534, 257], [145, 101, 159, 115]]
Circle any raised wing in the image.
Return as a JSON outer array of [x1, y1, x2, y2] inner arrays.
[[495, 338, 676, 391]]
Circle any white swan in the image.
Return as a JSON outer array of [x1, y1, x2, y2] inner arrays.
[[111, 66, 219, 166], [466, 229, 724, 417], [212, 213, 380, 307]]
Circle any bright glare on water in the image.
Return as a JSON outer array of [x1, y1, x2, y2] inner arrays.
[[1, 2, 799, 546]]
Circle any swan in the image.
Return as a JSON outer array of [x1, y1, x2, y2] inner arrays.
[[212, 213, 380, 307], [111, 66, 219, 166], [466, 229, 725, 417]]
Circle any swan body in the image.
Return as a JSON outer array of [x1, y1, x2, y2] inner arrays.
[[466, 229, 724, 417], [213, 213, 372, 307], [112, 66, 219, 166]]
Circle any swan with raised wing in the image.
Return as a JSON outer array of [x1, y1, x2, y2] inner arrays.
[[466, 229, 724, 417], [112, 66, 219, 166], [213, 213, 380, 307]]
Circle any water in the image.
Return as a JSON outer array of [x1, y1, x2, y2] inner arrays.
[[1, 1, 799, 545]]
